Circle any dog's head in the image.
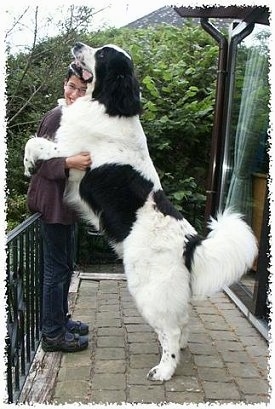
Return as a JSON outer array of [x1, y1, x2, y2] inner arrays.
[[72, 42, 142, 117]]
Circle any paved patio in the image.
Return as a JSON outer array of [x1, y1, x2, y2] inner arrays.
[[21, 264, 270, 405]]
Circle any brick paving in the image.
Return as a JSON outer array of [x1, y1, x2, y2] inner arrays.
[[50, 266, 270, 405]]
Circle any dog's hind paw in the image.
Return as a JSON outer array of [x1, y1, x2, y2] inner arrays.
[[147, 365, 174, 382]]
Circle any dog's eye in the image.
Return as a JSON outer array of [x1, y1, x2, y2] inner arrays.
[[98, 50, 105, 59]]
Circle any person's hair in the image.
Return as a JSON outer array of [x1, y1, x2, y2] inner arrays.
[[66, 62, 92, 83]]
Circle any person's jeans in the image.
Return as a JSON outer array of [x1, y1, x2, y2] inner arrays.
[[40, 222, 76, 338]]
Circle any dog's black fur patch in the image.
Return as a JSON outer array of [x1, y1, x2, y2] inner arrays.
[[93, 47, 142, 117], [184, 234, 203, 271], [79, 163, 153, 242], [153, 190, 183, 220]]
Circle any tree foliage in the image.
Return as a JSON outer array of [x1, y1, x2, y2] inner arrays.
[[6, 22, 219, 231]]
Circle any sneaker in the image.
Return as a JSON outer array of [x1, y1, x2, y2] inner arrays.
[[66, 316, 89, 336], [42, 331, 88, 352]]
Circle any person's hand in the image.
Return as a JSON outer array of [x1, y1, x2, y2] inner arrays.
[[65, 152, 92, 170]]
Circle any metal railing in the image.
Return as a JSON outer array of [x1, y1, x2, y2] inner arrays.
[[6, 213, 42, 404]]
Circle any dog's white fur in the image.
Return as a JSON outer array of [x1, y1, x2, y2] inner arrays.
[[24, 43, 258, 381]]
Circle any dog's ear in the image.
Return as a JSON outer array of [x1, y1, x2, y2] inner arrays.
[[95, 54, 142, 117]]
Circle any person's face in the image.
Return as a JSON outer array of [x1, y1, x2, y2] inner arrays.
[[64, 75, 87, 105]]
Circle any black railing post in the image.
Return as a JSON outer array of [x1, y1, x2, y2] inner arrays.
[[6, 213, 42, 403]]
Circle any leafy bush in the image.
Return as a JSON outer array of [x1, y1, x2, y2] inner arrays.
[[6, 195, 30, 231]]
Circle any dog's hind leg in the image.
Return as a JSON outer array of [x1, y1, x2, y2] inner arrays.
[[147, 328, 181, 381], [180, 318, 189, 350]]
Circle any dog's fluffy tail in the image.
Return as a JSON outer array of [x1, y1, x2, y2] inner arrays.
[[188, 209, 258, 298]]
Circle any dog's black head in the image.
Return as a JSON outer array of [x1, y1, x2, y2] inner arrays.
[[72, 42, 142, 117]]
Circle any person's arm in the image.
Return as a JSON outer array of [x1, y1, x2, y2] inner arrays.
[[35, 152, 92, 181]]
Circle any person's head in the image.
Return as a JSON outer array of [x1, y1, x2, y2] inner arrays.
[[64, 63, 89, 105]]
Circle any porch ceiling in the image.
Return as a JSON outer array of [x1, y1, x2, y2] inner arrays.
[[174, 5, 270, 26]]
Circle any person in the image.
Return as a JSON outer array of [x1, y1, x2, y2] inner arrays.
[[27, 63, 92, 352]]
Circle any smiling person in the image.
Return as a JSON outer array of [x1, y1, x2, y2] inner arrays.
[[27, 63, 92, 352]]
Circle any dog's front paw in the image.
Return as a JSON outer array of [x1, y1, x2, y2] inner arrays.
[[147, 364, 173, 382], [24, 157, 34, 177], [23, 138, 37, 177]]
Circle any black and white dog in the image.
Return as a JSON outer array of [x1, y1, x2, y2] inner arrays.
[[24, 42, 258, 381]]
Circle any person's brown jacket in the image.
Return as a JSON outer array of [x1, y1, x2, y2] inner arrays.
[[27, 103, 78, 224]]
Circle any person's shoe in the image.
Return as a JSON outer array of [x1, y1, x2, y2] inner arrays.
[[42, 331, 88, 352], [66, 316, 89, 336]]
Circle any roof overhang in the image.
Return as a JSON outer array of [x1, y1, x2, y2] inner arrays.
[[174, 5, 270, 26]]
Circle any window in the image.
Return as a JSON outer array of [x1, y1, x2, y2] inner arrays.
[[220, 24, 270, 312]]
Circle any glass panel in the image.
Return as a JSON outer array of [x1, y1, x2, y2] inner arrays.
[[220, 24, 270, 297]]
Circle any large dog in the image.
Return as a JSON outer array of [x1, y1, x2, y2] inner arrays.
[[24, 42, 258, 381]]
